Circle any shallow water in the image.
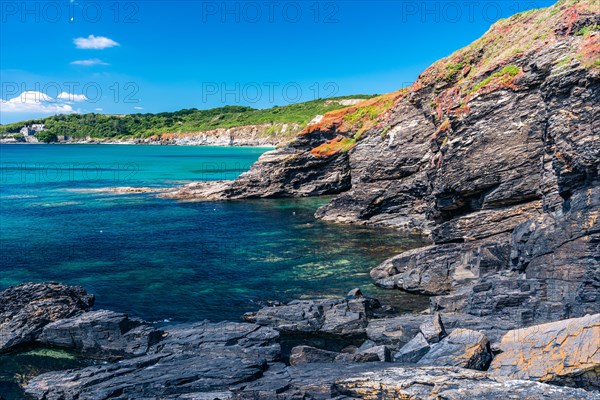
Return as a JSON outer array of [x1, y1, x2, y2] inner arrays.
[[0, 348, 97, 399], [0, 144, 429, 323], [0, 144, 432, 399]]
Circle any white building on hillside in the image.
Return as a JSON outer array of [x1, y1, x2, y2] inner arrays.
[[20, 124, 46, 142], [20, 124, 46, 135]]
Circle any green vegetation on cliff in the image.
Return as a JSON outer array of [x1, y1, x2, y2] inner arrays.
[[302, 0, 599, 157], [0, 95, 375, 140]]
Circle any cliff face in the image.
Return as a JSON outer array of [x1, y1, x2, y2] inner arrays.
[[141, 123, 302, 147], [171, 0, 599, 326]]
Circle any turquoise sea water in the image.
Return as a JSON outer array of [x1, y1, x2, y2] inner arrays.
[[0, 144, 429, 323]]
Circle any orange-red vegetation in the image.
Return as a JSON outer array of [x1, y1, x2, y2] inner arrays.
[[562, 6, 581, 36], [578, 33, 600, 68], [302, 90, 406, 136], [310, 136, 357, 158], [301, 0, 597, 160]]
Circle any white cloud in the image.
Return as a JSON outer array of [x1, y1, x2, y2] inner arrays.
[[57, 92, 88, 102], [95, 108, 104, 111], [0, 91, 78, 114], [18, 91, 53, 103], [70, 58, 109, 66], [74, 35, 119, 50], [134, 106, 144, 110]]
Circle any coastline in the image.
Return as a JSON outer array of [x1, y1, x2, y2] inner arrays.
[[2, 282, 598, 399], [0, 142, 278, 149], [0, 0, 598, 398], [0, 122, 299, 148], [0, 140, 279, 148]]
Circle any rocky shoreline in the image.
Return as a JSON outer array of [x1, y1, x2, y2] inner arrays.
[[1, 2, 598, 399], [0, 283, 598, 399], [155, 2, 600, 327]]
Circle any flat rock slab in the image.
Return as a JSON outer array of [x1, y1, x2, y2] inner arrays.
[[25, 351, 267, 400], [26, 321, 280, 400], [150, 321, 281, 362], [0, 282, 94, 352], [334, 366, 600, 400], [26, 361, 600, 400], [490, 313, 600, 390], [288, 345, 380, 366]]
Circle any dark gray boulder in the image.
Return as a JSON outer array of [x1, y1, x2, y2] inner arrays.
[[417, 328, 492, 370], [365, 313, 430, 349], [355, 344, 391, 362], [0, 282, 94, 352], [419, 313, 447, 343], [289, 345, 339, 365], [38, 309, 163, 359], [254, 297, 380, 338], [393, 332, 430, 363]]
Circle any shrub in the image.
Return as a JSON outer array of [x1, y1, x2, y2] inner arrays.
[[443, 63, 465, 82], [310, 137, 356, 157], [472, 65, 521, 92], [36, 131, 58, 143], [575, 24, 599, 36]]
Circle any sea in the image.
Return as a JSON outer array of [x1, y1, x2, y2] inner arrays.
[[0, 144, 430, 322]]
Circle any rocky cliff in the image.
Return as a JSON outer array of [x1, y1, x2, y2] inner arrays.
[[166, 0, 600, 327]]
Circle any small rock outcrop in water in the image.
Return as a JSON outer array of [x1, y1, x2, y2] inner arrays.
[[1, 282, 595, 399], [0, 282, 94, 352]]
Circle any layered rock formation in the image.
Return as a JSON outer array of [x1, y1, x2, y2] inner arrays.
[[163, 0, 600, 327], [334, 366, 599, 400], [0, 282, 94, 353], [0, 283, 595, 399], [489, 313, 600, 389], [38, 310, 163, 359]]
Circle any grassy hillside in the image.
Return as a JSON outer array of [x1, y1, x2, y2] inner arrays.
[[304, 0, 599, 157], [0, 95, 375, 140]]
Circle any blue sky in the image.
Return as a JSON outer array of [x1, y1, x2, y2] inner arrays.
[[0, 0, 555, 124]]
